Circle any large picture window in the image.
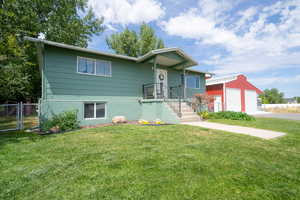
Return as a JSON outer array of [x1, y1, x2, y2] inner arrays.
[[84, 102, 106, 119], [78, 57, 111, 76], [186, 75, 200, 89]]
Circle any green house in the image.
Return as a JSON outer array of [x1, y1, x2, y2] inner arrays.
[[27, 37, 210, 125]]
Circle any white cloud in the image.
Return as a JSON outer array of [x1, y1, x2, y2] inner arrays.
[[88, 0, 165, 26], [250, 75, 300, 86], [161, 0, 300, 75]]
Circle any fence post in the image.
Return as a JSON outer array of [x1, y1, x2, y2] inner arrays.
[[16, 103, 19, 130], [20, 102, 23, 130]]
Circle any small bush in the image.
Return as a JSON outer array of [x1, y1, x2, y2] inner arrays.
[[203, 111, 255, 121], [41, 110, 80, 132], [198, 111, 209, 120], [41, 119, 54, 132]]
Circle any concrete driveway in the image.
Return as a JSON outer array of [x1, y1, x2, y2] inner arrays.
[[253, 113, 300, 121]]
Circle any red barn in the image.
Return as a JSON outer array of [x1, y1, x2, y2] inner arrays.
[[206, 75, 263, 113]]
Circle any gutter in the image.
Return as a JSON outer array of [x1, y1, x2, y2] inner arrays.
[[24, 36, 138, 62]]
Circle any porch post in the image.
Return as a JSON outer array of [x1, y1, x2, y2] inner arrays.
[[183, 67, 186, 99], [153, 56, 158, 99]]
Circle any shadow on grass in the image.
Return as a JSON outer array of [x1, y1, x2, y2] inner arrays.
[[0, 130, 45, 149]]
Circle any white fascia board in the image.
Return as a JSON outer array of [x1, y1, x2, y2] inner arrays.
[[206, 75, 238, 85]]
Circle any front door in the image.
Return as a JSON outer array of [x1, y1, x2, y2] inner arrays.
[[156, 69, 168, 98]]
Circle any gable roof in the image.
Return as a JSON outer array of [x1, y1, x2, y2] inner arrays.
[[207, 74, 263, 94], [137, 47, 198, 67]]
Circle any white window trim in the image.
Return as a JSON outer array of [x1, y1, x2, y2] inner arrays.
[[77, 56, 112, 77], [185, 75, 200, 89], [83, 102, 107, 120]]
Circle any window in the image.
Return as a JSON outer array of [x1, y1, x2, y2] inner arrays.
[[186, 75, 200, 89], [84, 102, 106, 119], [77, 57, 111, 76]]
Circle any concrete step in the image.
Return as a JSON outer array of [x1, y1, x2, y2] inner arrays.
[[166, 101, 200, 122]]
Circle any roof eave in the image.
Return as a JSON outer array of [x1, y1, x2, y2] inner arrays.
[[24, 36, 138, 62], [25, 37, 198, 67], [186, 68, 215, 75], [137, 47, 198, 67]]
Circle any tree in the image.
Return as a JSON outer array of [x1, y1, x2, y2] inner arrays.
[[106, 23, 165, 57], [139, 23, 164, 55], [0, 0, 104, 102], [106, 28, 140, 57], [259, 88, 285, 104], [294, 97, 300, 103]]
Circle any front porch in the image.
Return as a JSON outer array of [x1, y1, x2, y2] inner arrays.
[[142, 83, 184, 100], [138, 48, 198, 100], [137, 48, 203, 121]]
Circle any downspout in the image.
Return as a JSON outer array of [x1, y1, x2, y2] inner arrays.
[[183, 67, 186, 99]]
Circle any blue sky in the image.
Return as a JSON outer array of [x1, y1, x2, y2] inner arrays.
[[87, 0, 300, 97]]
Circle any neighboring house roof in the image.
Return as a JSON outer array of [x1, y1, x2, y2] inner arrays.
[[25, 37, 214, 73], [206, 74, 240, 85], [284, 98, 298, 104], [206, 74, 263, 94]]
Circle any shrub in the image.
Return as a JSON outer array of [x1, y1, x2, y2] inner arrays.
[[40, 119, 54, 132], [198, 111, 209, 120], [41, 110, 80, 132], [204, 111, 255, 121]]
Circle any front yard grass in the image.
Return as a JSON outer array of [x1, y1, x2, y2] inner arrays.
[[1, 120, 300, 199]]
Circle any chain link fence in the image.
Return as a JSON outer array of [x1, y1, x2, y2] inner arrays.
[[0, 103, 39, 132]]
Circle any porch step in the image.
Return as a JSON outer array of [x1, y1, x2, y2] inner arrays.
[[166, 101, 201, 122]]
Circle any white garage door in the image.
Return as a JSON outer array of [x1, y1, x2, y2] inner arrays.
[[245, 90, 257, 113], [226, 88, 241, 112]]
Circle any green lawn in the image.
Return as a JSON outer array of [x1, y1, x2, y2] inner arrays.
[[1, 120, 300, 199]]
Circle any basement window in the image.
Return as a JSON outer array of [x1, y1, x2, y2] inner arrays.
[[77, 57, 111, 76], [84, 102, 106, 119], [186, 75, 200, 89]]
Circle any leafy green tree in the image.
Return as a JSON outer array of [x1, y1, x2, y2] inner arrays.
[[139, 23, 164, 55], [259, 88, 285, 104], [106, 28, 140, 57], [294, 97, 300, 103], [106, 23, 165, 57], [0, 0, 104, 103], [0, 64, 31, 102]]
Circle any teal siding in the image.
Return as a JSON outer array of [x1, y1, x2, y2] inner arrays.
[[41, 45, 205, 125], [40, 98, 143, 126], [185, 72, 206, 98], [44, 46, 153, 99], [140, 100, 180, 124]]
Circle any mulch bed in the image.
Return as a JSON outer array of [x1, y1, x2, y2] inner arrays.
[[35, 120, 172, 136], [80, 121, 139, 129]]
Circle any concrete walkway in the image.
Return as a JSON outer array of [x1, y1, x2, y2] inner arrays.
[[182, 121, 286, 139]]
